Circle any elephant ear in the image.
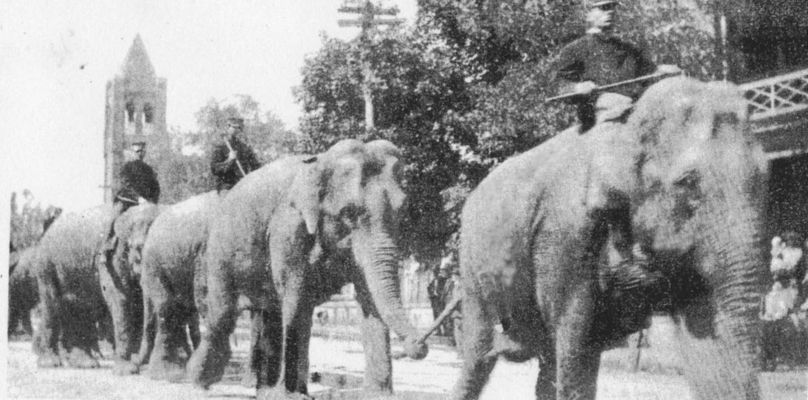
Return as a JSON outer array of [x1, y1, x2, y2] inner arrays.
[[584, 126, 638, 211], [289, 157, 322, 236], [289, 139, 367, 236]]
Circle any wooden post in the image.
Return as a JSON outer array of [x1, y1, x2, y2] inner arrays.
[[337, 1, 404, 133], [632, 329, 644, 373]]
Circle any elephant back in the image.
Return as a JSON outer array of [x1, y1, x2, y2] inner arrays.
[[210, 155, 308, 239], [36, 204, 110, 306], [143, 191, 219, 267]]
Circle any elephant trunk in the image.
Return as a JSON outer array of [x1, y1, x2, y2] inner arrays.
[[352, 228, 428, 359], [679, 209, 766, 400]]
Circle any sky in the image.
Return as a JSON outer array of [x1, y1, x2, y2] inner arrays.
[[0, 0, 417, 212]]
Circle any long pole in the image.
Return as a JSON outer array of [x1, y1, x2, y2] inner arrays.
[[544, 70, 683, 103], [224, 138, 247, 177], [392, 295, 461, 359]]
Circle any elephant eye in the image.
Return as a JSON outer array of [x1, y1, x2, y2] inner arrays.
[[673, 170, 700, 190], [339, 204, 365, 227]]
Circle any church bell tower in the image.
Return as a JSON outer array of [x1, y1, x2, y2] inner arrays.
[[103, 34, 168, 204]]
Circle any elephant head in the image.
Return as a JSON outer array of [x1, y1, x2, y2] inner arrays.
[[113, 202, 162, 277], [616, 77, 769, 398], [288, 139, 427, 358]]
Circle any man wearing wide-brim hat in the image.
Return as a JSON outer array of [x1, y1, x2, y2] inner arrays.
[[209, 116, 261, 192], [551, 0, 681, 133]]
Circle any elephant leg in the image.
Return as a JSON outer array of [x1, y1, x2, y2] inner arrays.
[[35, 278, 62, 368], [149, 298, 191, 381], [252, 307, 283, 393], [240, 310, 261, 388], [186, 274, 238, 390], [354, 284, 392, 394], [286, 301, 315, 395], [555, 283, 600, 400], [132, 295, 156, 369], [60, 303, 101, 369], [451, 290, 497, 400], [99, 264, 138, 374], [187, 307, 201, 351]]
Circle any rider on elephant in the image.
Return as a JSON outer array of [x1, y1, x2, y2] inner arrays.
[[208, 116, 261, 193], [552, 0, 680, 133], [101, 141, 160, 268], [542, 0, 678, 340]]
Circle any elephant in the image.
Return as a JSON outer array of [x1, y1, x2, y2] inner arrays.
[[186, 139, 429, 399], [32, 204, 116, 368], [9, 206, 62, 338], [99, 202, 163, 375], [125, 191, 219, 379], [452, 77, 769, 400]]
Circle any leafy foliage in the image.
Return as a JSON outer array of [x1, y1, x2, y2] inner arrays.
[[9, 190, 62, 251], [150, 95, 301, 204], [295, 0, 777, 262]]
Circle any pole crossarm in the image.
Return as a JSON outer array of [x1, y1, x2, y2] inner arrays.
[[739, 67, 808, 122], [338, 19, 403, 27]]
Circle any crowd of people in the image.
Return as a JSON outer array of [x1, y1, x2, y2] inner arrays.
[[764, 231, 808, 321]]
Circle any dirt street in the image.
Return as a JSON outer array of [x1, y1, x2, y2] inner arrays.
[[6, 335, 806, 400]]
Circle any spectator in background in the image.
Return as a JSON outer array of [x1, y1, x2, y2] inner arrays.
[[763, 231, 805, 320], [428, 252, 459, 338]]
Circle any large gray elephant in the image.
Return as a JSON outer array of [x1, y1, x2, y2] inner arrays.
[[453, 77, 769, 400], [100, 202, 162, 374], [127, 191, 219, 379], [187, 139, 429, 399], [33, 205, 115, 368]]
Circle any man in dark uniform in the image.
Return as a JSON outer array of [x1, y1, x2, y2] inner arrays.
[[553, 0, 680, 132], [209, 116, 261, 192], [101, 141, 160, 257]]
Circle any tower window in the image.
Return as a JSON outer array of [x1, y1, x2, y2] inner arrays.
[[125, 101, 136, 122], [143, 103, 154, 124]]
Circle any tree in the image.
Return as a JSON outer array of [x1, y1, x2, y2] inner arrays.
[[297, 27, 475, 260], [151, 95, 302, 204], [296, 0, 746, 262], [10, 190, 62, 251]]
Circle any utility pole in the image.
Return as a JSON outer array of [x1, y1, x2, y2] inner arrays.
[[338, 1, 404, 132]]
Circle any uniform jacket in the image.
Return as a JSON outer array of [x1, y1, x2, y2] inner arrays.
[[117, 160, 160, 204], [209, 135, 261, 191]]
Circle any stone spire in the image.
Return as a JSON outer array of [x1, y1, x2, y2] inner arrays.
[[120, 34, 155, 81]]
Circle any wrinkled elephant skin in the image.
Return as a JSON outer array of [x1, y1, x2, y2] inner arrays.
[[187, 139, 427, 398], [31, 205, 115, 369], [101, 202, 164, 375], [130, 192, 217, 379], [453, 77, 769, 400]]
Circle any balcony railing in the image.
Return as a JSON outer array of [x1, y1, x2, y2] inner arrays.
[[739, 67, 808, 121]]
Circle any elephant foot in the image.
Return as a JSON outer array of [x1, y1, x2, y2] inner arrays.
[[113, 360, 141, 375], [355, 387, 395, 400], [401, 337, 429, 360], [486, 331, 531, 362], [256, 387, 313, 400], [147, 357, 187, 382], [64, 348, 100, 369], [187, 340, 231, 389], [36, 352, 63, 368], [240, 370, 257, 388]]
